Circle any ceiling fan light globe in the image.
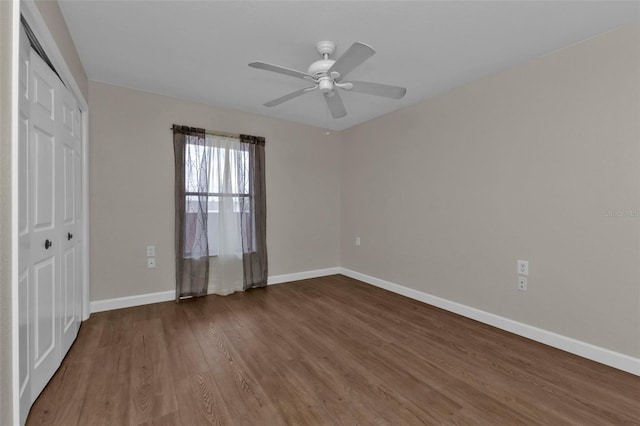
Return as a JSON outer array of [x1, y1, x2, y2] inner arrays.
[[318, 78, 333, 93]]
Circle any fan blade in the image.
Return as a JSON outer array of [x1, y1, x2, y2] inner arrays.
[[328, 42, 375, 80], [249, 61, 314, 80], [264, 86, 316, 107], [348, 81, 407, 99], [324, 91, 347, 118]]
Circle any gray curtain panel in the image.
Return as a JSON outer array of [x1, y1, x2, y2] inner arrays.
[[173, 125, 210, 300], [239, 134, 268, 289]]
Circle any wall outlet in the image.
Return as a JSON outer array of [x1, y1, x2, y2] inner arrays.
[[517, 260, 529, 276], [355, 237, 361, 246], [518, 277, 527, 291], [147, 257, 156, 269], [147, 245, 156, 257]]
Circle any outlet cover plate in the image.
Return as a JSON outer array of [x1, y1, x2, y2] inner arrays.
[[518, 277, 527, 291], [147, 257, 156, 269]]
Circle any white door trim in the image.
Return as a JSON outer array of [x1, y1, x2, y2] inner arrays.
[[81, 110, 89, 320], [11, 1, 22, 424]]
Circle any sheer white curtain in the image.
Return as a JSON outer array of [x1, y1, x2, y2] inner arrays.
[[207, 135, 244, 295]]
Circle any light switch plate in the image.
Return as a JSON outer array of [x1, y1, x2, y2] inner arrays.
[[517, 260, 528, 276], [147, 257, 156, 269], [147, 245, 155, 257], [355, 237, 361, 246]]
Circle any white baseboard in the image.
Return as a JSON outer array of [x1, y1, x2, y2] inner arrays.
[[90, 267, 341, 314], [267, 267, 341, 285], [339, 268, 640, 376], [90, 290, 175, 313]]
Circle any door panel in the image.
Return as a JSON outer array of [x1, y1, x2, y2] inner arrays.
[[33, 258, 56, 368], [60, 88, 81, 354], [62, 247, 76, 333], [32, 127, 55, 231], [62, 100, 74, 135], [18, 117, 29, 236], [63, 146, 74, 224], [32, 69, 54, 120], [29, 50, 62, 403], [18, 270, 29, 395], [74, 110, 83, 325], [18, 103, 30, 399]]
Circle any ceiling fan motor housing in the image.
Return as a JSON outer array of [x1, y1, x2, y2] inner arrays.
[[307, 59, 336, 78], [308, 40, 337, 82]]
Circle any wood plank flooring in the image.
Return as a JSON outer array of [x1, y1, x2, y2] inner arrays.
[[27, 275, 640, 425]]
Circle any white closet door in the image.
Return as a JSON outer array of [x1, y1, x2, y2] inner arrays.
[[18, 21, 85, 424], [29, 49, 62, 402], [60, 88, 81, 355]]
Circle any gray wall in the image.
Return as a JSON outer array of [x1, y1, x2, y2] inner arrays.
[[0, 2, 14, 424], [341, 23, 640, 358], [88, 81, 341, 301]]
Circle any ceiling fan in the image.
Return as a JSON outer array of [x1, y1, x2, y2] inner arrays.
[[249, 41, 407, 119]]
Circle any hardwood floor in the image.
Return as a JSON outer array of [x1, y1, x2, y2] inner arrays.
[[27, 275, 639, 425]]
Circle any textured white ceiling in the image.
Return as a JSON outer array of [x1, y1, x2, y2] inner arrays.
[[58, 1, 639, 131]]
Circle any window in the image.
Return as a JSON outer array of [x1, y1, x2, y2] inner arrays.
[[174, 124, 267, 297], [183, 139, 256, 257]]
